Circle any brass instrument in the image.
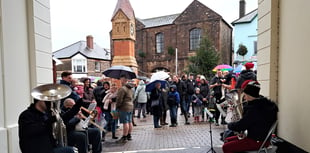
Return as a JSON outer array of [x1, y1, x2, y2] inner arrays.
[[31, 83, 72, 147], [224, 89, 248, 139], [78, 107, 106, 132]]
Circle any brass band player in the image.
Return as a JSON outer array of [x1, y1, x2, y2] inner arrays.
[[18, 98, 81, 153], [61, 98, 102, 153], [222, 80, 278, 153]]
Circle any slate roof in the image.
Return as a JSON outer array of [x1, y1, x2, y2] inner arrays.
[[53, 41, 111, 60], [137, 14, 180, 28], [231, 9, 258, 25], [112, 0, 135, 20]]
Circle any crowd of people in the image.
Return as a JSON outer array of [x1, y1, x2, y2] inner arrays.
[[18, 62, 278, 153]]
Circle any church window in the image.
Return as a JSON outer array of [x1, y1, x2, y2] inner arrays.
[[190, 28, 202, 51], [156, 33, 164, 53]]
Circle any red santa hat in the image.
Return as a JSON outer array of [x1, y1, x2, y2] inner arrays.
[[244, 62, 254, 70]]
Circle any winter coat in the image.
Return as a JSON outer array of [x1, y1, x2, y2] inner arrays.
[[150, 88, 164, 116], [228, 97, 278, 141], [83, 87, 94, 103], [192, 93, 204, 106], [235, 70, 257, 89], [19, 101, 82, 153], [167, 85, 181, 106], [186, 79, 196, 95], [134, 80, 148, 103], [116, 84, 134, 112]]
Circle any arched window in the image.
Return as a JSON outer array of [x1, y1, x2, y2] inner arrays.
[[156, 33, 164, 53], [190, 28, 202, 51]]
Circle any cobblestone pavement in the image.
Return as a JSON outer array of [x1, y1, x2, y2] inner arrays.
[[102, 110, 226, 153]]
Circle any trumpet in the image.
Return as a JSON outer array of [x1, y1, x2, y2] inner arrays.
[[77, 110, 106, 132]]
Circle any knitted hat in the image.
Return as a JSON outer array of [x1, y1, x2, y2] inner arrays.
[[243, 80, 260, 98], [244, 62, 254, 70]]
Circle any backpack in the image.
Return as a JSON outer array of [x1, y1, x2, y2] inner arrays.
[[167, 93, 177, 106]]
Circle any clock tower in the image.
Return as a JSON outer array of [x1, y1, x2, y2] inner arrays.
[[111, 0, 138, 72]]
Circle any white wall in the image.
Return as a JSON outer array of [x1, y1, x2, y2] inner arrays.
[[277, 0, 310, 151], [258, 0, 310, 151], [0, 0, 53, 152]]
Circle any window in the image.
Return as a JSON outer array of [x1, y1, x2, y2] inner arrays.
[[254, 41, 257, 55], [72, 54, 87, 73], [95, 61, 100, 72], [156, 33, 164, 53], [190, 28, 202, 51]]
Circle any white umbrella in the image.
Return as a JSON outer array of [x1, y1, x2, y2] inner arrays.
[[150, 71, 170, 82]]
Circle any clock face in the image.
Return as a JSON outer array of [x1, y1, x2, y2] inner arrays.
[[130, 23, 134, 36]]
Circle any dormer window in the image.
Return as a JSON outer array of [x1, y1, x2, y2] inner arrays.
[[72, 54, 87, 73]]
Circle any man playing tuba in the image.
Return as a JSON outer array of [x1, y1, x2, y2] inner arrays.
[[18, 98, 82, 153], [222, 80, 278, 153]]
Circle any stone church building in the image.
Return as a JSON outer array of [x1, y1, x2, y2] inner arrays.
[[134, 0, 232, 76]]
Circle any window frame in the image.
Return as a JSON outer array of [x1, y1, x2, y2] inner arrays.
[[155, 33, 164, 54], [72, 54, 87, 73], [189, 28, 202, 51]]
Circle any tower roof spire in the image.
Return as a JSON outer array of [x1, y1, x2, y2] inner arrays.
[[112, 0, 135, 20]]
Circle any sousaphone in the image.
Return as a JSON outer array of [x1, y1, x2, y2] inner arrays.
[[31, 83, 72, 147], [31, 83, 72, 101]]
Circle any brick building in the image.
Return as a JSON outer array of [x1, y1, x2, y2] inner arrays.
[[134, 0, 232, 76], [53, 35, 111, 80]]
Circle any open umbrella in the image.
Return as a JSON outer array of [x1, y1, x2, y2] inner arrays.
[[146, 80, 167, 92], [233, 64, 244, 73], [102, 65, 137, 79], [150, 71, 170, 82], [212, 64, 233, 72]]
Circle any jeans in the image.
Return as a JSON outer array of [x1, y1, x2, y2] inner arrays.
[[53, 146, 76, 153], [104, 111, 117, 133], [153, 115, 160, 128], [187, 94, 193, 113], [169, 105, 177, 124], [137, 103, 147, 117]]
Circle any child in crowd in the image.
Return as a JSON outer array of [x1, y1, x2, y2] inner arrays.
[[192, 87, 204, 123]]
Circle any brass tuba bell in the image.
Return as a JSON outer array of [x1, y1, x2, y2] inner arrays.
[[31, 83, 72, 101], [31, 83, 72, 147]]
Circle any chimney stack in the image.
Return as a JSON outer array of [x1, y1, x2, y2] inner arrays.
[[239, 0, 246, 18], [86, 35, 94, 49]]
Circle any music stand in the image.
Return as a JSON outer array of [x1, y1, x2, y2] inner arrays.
[[205, 108, 217, 153]]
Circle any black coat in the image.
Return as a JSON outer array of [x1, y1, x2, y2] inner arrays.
[[150, 88, 163, 116], [18, 104, 56, 153], [18, 101, 82, 153], [235, 70, 257, 89], [228, 97, 278, 141]]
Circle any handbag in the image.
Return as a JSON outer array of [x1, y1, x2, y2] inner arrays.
[[151, 99, 160, 107]]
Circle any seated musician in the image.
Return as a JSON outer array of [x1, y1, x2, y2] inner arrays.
[[18, 98, 80, 153], [222, 80, 278, 153], [61, 98, 102, 153]]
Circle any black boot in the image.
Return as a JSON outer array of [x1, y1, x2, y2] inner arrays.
[[127, 134, 132, 141], [116, 136, 127, 143], [112, 132, 118, 139]]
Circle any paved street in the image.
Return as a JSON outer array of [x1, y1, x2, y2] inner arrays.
[[102, 110, 226, 153]]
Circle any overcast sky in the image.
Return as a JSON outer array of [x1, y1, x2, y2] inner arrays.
[[50, 0, 257, 51]]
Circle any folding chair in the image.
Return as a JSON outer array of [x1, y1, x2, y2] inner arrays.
[[245, 120, 278, 153]]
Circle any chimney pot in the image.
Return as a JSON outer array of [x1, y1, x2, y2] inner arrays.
[[239, 0, 246, 18], [86, 35, 94, 49]]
